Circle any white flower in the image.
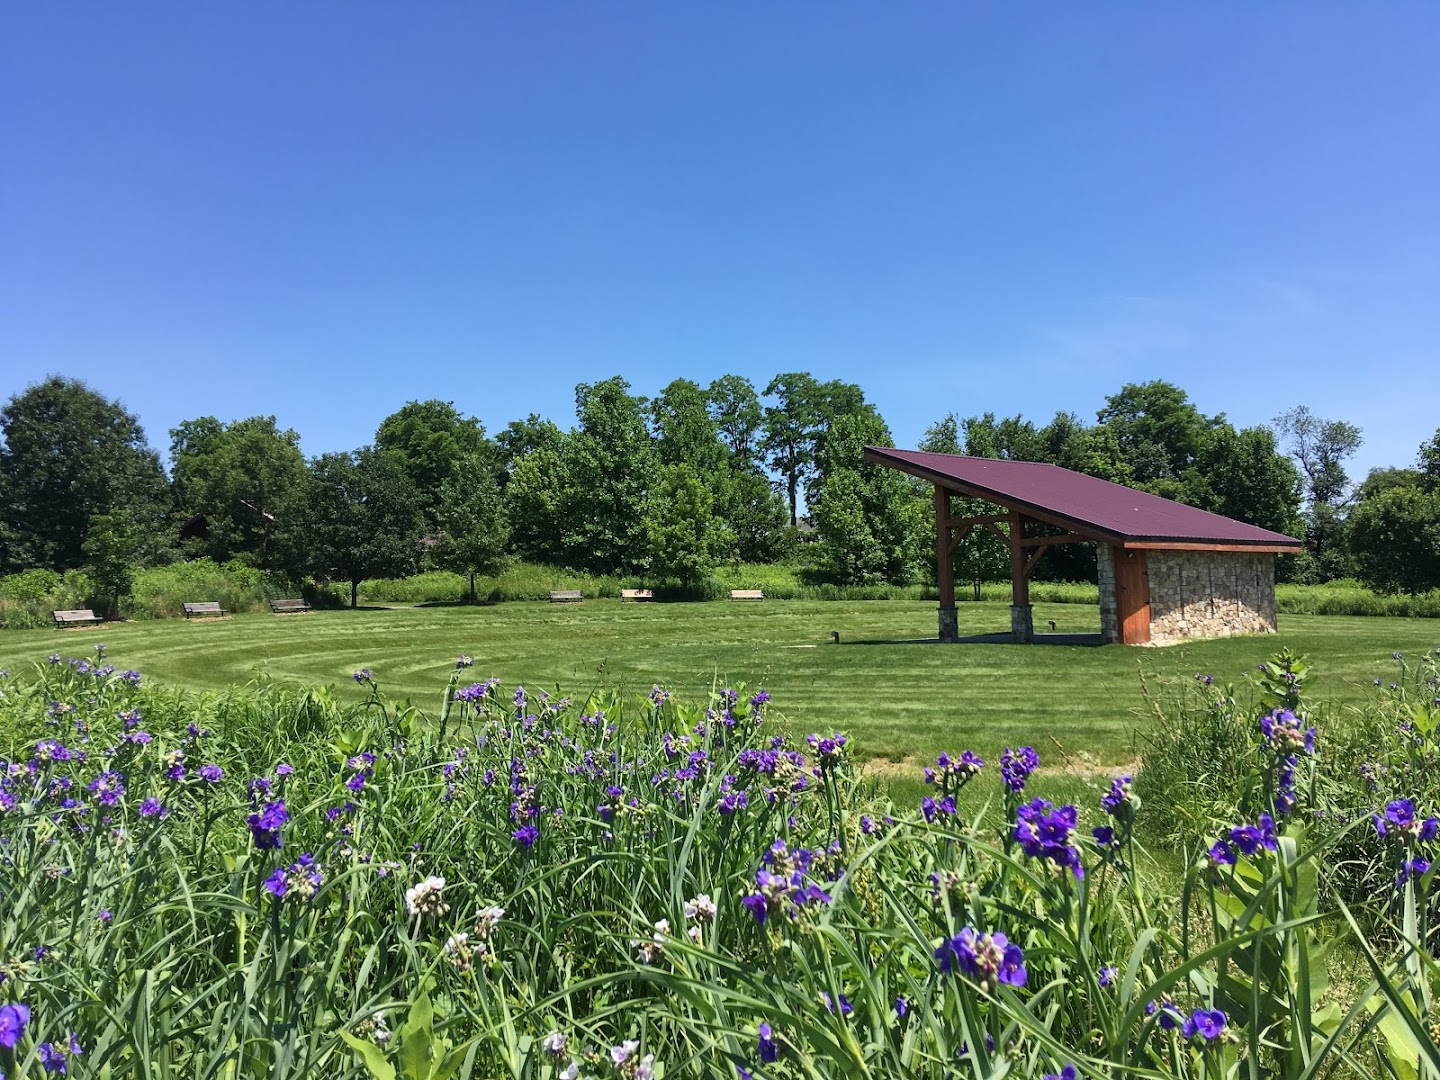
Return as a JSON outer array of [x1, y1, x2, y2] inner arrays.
[[684, 893, 716, 922], [611, 1039, 639, 1065], [443, 932, 479, 971], [404, 875, 449, 918], [541, 1030, 566, 1056], [635, 1054, 656, 1080], [687, 924, 703, 944], [559, 1062, 579, 1080], [474, 905, 505, 936]]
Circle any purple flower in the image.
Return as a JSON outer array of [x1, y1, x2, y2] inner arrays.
[[264, 853, 323, 901], [38, 1034, 82, 1073], [1014, 798, 1085, 879], [0, 1001, 30, 1048], [757, 1022, 778, 1063], [1100, 775, 1133, 816], [512, 824, 539, 848], [1000, 746, 1039, 792], [353, 668, 373, 683], [895, 996, 908, 1017], [1209, 839, 1237, 866], [1099, 965, 1118, 987], [138, 797, 166, 818], [741, 893, 768, 924], [1182, 1008, 1228, 1040], [198, 764, 224, 784], [1229, 814, 1278, 856], [1398, 858, 1431, 886], [935, 926, 1027, 990], [247, 800, 290, 850], [1042, 1068, 1077, 1080], [1260, 708, 1315, 754]]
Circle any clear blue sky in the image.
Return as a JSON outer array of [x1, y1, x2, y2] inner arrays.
[[3, 5, 1437, 479]]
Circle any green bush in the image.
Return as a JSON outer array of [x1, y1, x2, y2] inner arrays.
[[0, 568, 94, 628], [127, 558, 300, 619]]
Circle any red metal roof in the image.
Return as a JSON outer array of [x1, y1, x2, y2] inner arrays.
[[864, 447, 1302, 550]]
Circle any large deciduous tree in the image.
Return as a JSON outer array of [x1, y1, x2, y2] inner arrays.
[[375, 400, 492, 527], [434, 453, 510, 603], [706, 375, 764, 473], [283, 449, 424, 608], [1097, 381, 1220, 499], [761, 372, 823, 526], [560, 377, 658, 574], [1273, 405, 1364, 581], [170, 415, 307, 567], [0, 376, 170, 572], [644, 464, 721, 586]]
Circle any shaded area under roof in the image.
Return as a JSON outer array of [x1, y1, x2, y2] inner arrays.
[[864, 447, 1302, 550]]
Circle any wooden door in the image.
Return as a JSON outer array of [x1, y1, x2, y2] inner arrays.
[[1113, 548, 1151, 644]]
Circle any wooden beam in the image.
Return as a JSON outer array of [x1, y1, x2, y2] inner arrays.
[[1008, 509, 1029, 607], [946, 522, 974, 554], [934, 486, 956, 610], [945, 513, 1009, 529], [1017, 533, 1088, 548], [1023, 545, 1048, 579], [982, 521, 1010, 544]]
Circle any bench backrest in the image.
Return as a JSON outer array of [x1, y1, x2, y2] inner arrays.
[[53, 609, 100, 622], [730, 590, 764, 600], [184, 602, 224, 614], [271, 599, 310, 611], [620, 589, 654, 600], [549, 590, 584, 602]]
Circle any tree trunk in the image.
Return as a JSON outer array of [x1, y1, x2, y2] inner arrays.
[[350, 580, 359, 609], [469, 572, 477, 604]]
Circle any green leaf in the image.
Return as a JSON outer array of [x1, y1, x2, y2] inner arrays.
[[340, 1032, 397, 1080]]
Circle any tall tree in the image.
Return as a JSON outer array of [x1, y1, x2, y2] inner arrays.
[[170, 415, 306, 567], [706, 375, 765, 472], [495, 414, 564, 487], [0, 376, 170, 572], [433, 453, 510, 603], [651, 378, 727, 478], [282, 449, 424, 608], [1349, 486, 1440, 595], [1273, 405, 1364, 580], [761, 372, 823, 526], [503, 447, 567, 565], [644, 464, 722, 585], [561, 377, 658, 574], [1183, 425, 1303, 538], [919, 415, 1008, 595], [1418, 427, 1440, 491], [1096, 381, 1219, 498], [375, 400, 491, 526]]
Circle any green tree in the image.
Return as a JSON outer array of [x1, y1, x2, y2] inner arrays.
[[1349, 485, 1440, 594], [761, 372, 823, 526], [651, 379, 728, 477], [1273, 405, 1364, 580], [495, 414, 565, 487], [1096, 381, 1220, 498], [1183, 425, 1303, 538], [560, 378, 658, 574], [644, 464, 721, 585], [1418, 427, 1440, 491], [170, 415, 306, 567], [0, 376, 170, 572], [81, 511, 145, 619], [919, 414, 1008, 595], [503, 447, 567, 565], [375, 400, 491, 526], [434, 454, 510, 602], [706, 375, 765, 472], [722, 471, 793, 564], [283, 449, 424, 608]]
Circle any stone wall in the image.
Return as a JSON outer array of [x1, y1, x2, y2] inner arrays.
[[1096, 544, 1120, 643], [1146, 550, 1277, 644]]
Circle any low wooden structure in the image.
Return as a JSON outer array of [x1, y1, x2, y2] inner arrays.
[[183, 602, 228, 619], [269, 598, 311, 614], [864, 447, 1302, 645], [730, 590, 764, 601], [549, 590, 583, 604], [54, 608, 103, 627], [620, 589, 655, 602]]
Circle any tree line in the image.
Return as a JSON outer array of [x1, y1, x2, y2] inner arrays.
[[1, 374, 1437, 609]]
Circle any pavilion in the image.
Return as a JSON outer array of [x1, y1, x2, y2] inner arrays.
[[864, 447, 1303, 645]]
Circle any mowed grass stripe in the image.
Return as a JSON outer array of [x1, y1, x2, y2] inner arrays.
[[3, 600, 1434, 765]]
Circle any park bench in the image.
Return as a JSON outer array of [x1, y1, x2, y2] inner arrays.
[[730, 590, 764, 601], [620, 589, 655, 602], [183, 602, 227, 619], [53, 608, 103, 627], [548, 590, 583, 604], [269, 598, 311, 614]]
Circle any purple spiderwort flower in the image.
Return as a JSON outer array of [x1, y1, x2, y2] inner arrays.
[[0, 1001, 30, 1048], [757, 1022, 778, 1063], [1182, 1008, 1228, 1040], [935, 927, 1026, 990]]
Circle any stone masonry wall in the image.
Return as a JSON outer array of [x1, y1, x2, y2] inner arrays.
[[1096, 544, 1119, 643], [1146, 550, 1277, 644]]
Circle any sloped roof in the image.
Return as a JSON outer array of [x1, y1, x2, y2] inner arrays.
[[864, 447, 1301, 550]]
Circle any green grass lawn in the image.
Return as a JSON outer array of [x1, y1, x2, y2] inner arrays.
[[2, 599, 1433, 769]]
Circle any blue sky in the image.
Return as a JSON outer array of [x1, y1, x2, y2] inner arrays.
[[3, 5, 1437, 479]]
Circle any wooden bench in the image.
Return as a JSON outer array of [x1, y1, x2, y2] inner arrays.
[[183, 602, 227, 619], [269, 598, 311, 614], [620, 589, 655, 602], [53, 608, 103, 627], [730, 590, 764, 601], [548, 590, 583, 604]]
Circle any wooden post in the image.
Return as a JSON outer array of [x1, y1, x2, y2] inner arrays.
[[1008, 508, 1033, 642], [935, 486, 958, 642]]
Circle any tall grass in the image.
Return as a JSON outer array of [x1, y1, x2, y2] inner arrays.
[[0, 646, 1435, 1078]]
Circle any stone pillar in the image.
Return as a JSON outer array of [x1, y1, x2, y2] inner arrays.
[[1096, 544, 1119, 644], [938, 606, 959, 643], [1010, 603, 1034, 643]]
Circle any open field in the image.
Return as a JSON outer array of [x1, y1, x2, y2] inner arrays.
[[4, 599, 1435, 767]]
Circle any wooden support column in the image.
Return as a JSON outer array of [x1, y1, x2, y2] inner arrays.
[[935, 486, 958, 642], [1008, 508, 1034, 642]]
